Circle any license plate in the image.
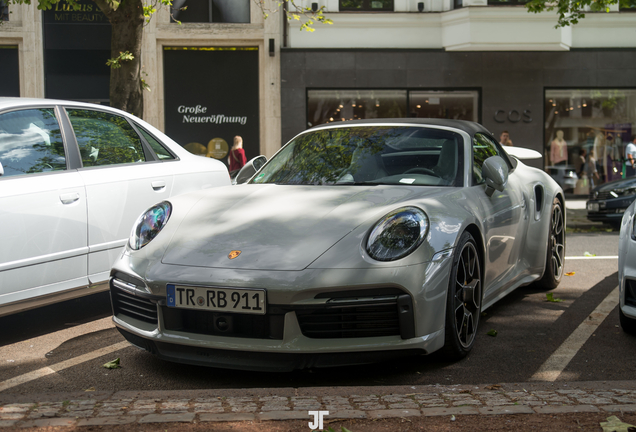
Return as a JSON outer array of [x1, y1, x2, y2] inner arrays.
[[166, 284, 266, 315], [587, 203, 600, 212]]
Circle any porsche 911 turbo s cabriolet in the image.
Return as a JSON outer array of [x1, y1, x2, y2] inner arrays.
[[110, 119, 565, 371]]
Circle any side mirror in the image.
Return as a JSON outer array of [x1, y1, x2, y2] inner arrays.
[[482, 156, 509, 197], [233, 155, 267, 185], [0, 161, 3, 176]]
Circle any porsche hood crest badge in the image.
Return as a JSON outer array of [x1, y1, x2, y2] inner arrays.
[[228, 250, 241, 260]]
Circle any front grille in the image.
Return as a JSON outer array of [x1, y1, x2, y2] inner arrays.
[[111, 287, 158, 325], [296, 298, 401, 339], [162, 307, 285, 340], [591, 191, 614, 200]]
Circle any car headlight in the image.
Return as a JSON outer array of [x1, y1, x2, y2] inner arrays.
[[129, 201, 172, 250], [366, 206, 429, 261]]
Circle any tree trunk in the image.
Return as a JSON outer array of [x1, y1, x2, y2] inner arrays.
[[95, 0, 145, 115]]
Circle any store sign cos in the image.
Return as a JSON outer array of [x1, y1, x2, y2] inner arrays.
[[494, 109, 532, 124]]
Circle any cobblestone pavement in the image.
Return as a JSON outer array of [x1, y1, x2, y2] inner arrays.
[[1, 381, 635, 428]]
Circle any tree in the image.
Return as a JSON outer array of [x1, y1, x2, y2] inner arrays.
[[526, 0, 636, 27], [2, 0, 330, 116]]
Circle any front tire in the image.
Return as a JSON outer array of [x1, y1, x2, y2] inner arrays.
[[619, 307, 636, 335], [537, 197, 565, 289], [441, 231, 482, 361]]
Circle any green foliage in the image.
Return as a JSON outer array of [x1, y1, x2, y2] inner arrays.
[[525, 0, 636, 27], [545, 292, 563, 302], [106, 51, 134, 69], [255, 0, 333, 32]]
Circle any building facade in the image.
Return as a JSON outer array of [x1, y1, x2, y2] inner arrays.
[[2, 0, 636, 189], [282, 0, 636, 191], [0, 0, 282, 163]]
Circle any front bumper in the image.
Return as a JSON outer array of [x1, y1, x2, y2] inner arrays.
[[586, 196, 635, 224], [110, 253, 453, 371]]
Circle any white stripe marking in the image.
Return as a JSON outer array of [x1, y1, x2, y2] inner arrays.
[[566, 256, 618, 260], [530, 286, 619, 382], [0, 341, 129, 393]]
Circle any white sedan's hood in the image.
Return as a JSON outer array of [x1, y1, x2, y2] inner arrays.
[[161, 184, 433, 271]]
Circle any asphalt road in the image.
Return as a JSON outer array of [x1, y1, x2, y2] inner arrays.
[[0, 232, 631, 396]]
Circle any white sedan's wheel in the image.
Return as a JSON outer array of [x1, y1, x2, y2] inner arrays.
[[441, 231, 482, 360]]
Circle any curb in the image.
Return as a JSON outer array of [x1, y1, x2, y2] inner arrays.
[[1, 381, 636, 428]]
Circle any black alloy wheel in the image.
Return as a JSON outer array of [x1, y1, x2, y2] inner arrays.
[[537, 197, 565, 289], [441, 231, 482, 360]]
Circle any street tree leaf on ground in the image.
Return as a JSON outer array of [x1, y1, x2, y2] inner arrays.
[[102, 358, 121, 369]]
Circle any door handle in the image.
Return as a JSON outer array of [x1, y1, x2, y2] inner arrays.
[[60, 192, 80, 204], [151, 180, 166, 191]]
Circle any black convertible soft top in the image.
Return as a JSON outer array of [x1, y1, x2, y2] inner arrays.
[[309, 118, 493, 137]]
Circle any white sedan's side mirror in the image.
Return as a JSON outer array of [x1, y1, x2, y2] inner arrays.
[[0, 161, 4, 176], [483, 156, 509, 197]]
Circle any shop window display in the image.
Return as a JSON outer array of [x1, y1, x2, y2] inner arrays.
[[307, 89, 479, 128], [544, 89, 636, 193], [409, 90, 479, 122], [307, 90, 407, 127]]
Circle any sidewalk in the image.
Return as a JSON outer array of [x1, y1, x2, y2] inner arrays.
[[1, 381, 635, 429]]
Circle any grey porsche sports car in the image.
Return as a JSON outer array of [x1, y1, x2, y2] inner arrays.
[[110, 119, 565, 371]]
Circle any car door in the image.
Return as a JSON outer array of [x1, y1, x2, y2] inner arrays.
[[63, 107, 175, 286], [0, 107, 88, 313], [470, 133, 527, 305]]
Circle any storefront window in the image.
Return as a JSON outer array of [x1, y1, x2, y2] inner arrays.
[[307, 89, 479, 128], [339, 0, 394, 11], [307, 90, 407, 127], [171, 0, 249, 23], [487, 0, 528, 5], [544, 89, 636, 191], [1, 1, 8, 21], [409, 90, 479, 122]]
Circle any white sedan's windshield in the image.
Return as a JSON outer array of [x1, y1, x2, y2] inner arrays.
[[251, 126, 463, 186]]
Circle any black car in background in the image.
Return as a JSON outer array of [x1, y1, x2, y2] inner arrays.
[[587, 177, 636, 227]]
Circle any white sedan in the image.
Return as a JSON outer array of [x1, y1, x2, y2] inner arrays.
[[0, 98, 229, 316]]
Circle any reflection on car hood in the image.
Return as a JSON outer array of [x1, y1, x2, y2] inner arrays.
[[161, 184, 441, 271]]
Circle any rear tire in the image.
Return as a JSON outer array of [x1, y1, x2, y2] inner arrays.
[[440, 231, 482, 361], [536, 197, 565, 289], [619, 307, 636, 335]]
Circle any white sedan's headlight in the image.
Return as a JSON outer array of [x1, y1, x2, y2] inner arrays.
[[366, 206, 429, 261], [129, 201, 172, 250]]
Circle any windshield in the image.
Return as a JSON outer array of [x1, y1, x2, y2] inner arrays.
[[250, 126, 464, 186]]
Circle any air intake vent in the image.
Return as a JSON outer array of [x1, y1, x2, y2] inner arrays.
[[296, 297, 401, 339], [161, 307, 285, 340], [111, 287, 158, 325], [626, 279, 636, 308]]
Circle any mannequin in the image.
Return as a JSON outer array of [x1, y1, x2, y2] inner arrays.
[[593, 131, 606, 182], [550, 130, 568, 165]]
